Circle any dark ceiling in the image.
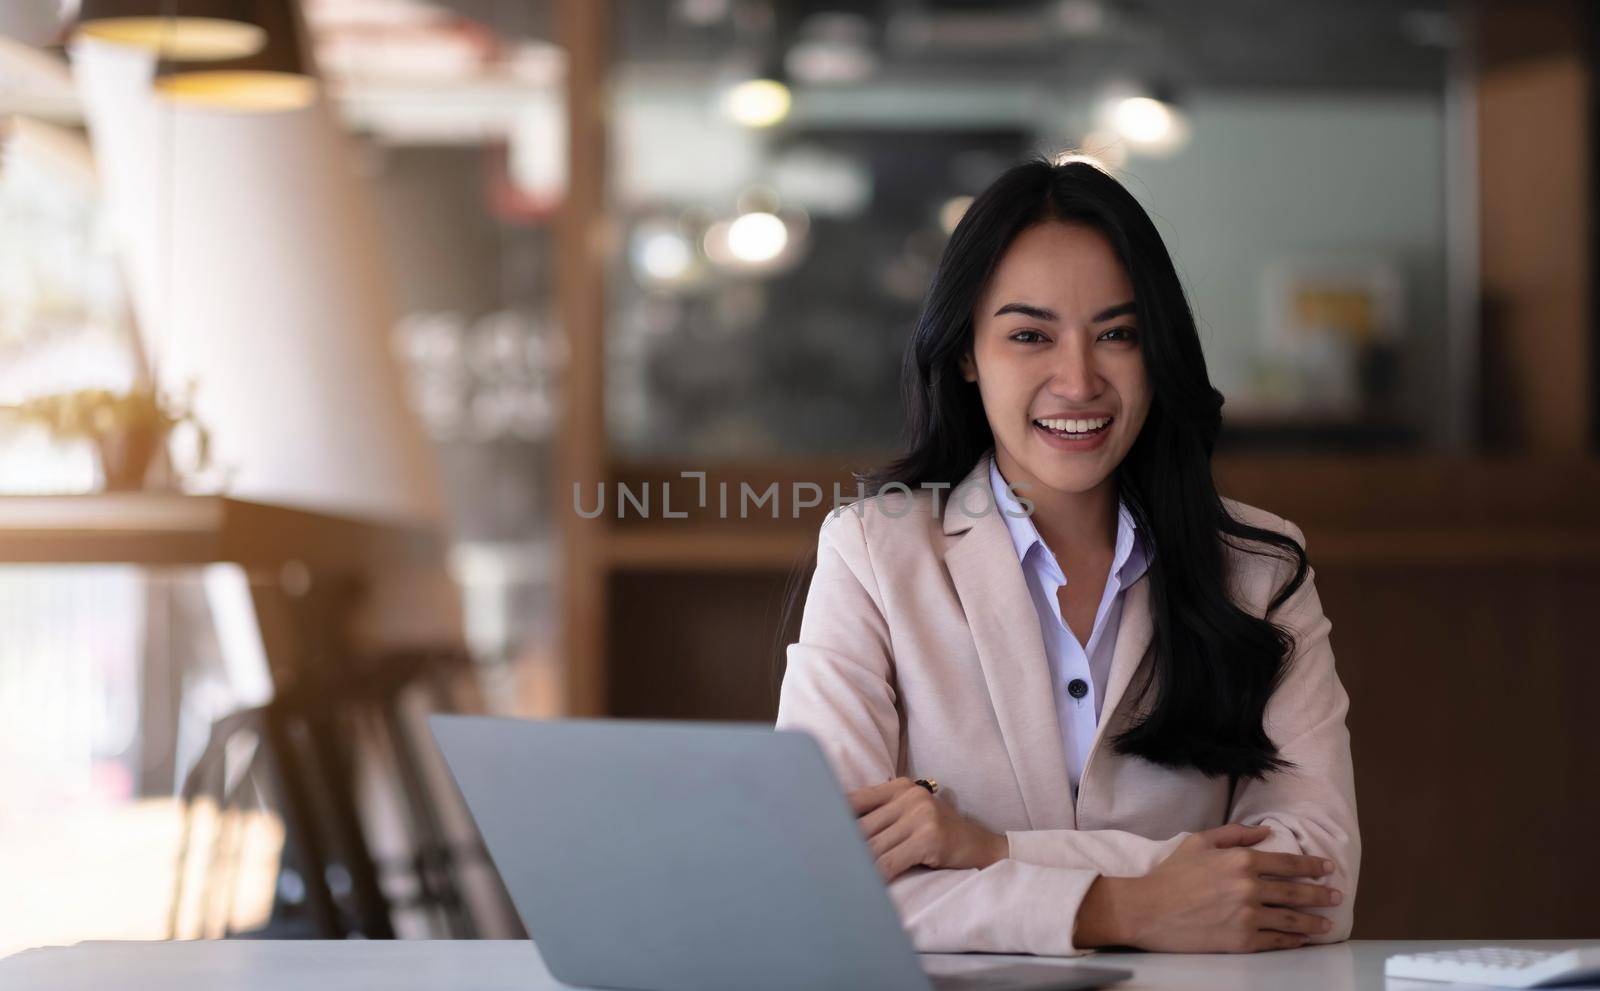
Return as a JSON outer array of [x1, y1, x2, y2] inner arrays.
[[440, 0, 1459, 93]]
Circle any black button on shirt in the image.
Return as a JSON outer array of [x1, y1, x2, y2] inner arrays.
[[1066, 678, 1089, 700]]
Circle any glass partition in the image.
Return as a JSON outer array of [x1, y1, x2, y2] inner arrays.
[[604, 0, 1459, 459]]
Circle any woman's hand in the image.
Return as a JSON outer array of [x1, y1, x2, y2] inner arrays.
[[847, 777, 1008, 881], [1075, 823, 1342, 953]]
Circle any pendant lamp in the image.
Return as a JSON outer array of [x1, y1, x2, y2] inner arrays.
[[72, 29, 444, 522], [70, 0, 270, 61], [71, 0, 317, 112], [150, 0, 316, 113]]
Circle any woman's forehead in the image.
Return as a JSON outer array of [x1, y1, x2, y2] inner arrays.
[[980, 220, 1133, 317]]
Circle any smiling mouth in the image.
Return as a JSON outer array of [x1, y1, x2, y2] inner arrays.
[[1033, 416, 1113, 439]]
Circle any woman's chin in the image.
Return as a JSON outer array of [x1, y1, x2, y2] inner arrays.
[[1013, 452, 1113, 498]]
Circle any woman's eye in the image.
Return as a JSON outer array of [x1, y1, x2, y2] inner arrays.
[[1101, 326, 1138, 343], [1009, 329, 1047, 344]]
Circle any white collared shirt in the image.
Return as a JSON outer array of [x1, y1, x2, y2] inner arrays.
[[988, 456, 1152, 799]]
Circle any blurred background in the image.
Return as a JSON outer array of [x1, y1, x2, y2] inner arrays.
[[0, 0, 1595, 956]]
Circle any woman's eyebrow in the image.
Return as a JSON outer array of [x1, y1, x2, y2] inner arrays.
[[993, 301, 1137, 322], [993, 302, 1058, 321], [1091, 301, 1137, 322]]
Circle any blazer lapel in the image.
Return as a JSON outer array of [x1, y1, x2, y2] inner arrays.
[[942, 455, 1077, 830], [1077, 574, 1156, 798]]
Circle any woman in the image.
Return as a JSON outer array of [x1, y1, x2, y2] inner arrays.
[[775, 158, 1359, 957]]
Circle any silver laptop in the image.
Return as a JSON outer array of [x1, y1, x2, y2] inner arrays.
[[429, 715, 1132, 991]]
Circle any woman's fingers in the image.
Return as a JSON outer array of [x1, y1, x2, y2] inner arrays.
[[1252, 906, 1333, 936], [1248, 850, 1335, 880], [1247, 930, 1309, 953], [1203, 823, 1274, 848], [1258, 879, 1342, 908], [857, 786, 922, 838], [876, 832, 928, 882], [847, 777, 914, 816], [867, 814, 916, 860]]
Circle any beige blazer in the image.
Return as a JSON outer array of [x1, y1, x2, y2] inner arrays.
[[775, 452, 1360, 956]]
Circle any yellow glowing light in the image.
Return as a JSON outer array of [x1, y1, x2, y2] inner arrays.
[[1112, 96, 1175, 144], [75, 17, 267, 61], [722, 78, 791, 128], [154, 71, 318, 112], [724, 211, 788, 263]]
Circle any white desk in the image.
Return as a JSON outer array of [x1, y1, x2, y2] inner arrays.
[[1, 939, 1594, 990]]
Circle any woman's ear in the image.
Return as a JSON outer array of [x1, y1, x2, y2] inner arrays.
[[959, 350, 977, 383]]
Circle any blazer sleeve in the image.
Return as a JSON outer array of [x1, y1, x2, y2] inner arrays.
[[775, 508, 1103, 956], [1002, 518, 1361, 943]]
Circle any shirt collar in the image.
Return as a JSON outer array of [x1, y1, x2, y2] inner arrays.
[[988, 454, 1151, 587]]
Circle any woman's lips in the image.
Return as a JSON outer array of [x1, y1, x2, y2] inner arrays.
[[1031, 415, 1113, 452]]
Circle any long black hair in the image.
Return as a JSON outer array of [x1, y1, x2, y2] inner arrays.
[[863, 157, 1311, 782]]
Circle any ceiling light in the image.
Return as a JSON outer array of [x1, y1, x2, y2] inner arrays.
[[1102, 84, 1190, 157], [724, 210, 787, 263], [722, 77, 790, 128], [1112, 97, 1172, 143], [75, 1, 321, 112]]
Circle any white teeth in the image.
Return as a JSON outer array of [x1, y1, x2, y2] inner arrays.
[[1035, 416, 1111, 434]]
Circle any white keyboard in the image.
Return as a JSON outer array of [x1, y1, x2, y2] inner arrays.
[[1384, 946, 1600, 988]]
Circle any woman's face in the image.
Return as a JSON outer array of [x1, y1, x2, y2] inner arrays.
[[962, 219, 1151, 498]]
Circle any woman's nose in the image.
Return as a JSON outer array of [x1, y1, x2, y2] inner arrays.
[[1049, 339, 1103, 400]]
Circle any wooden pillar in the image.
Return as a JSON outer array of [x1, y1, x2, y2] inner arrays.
[[555, 0, 610, 715], [1476, 0, 1594, 451]]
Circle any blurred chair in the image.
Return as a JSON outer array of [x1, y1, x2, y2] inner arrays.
[[169, 644, 517, 940]]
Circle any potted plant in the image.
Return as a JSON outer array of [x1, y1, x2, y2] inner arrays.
[[0, 384, 211, 491]]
